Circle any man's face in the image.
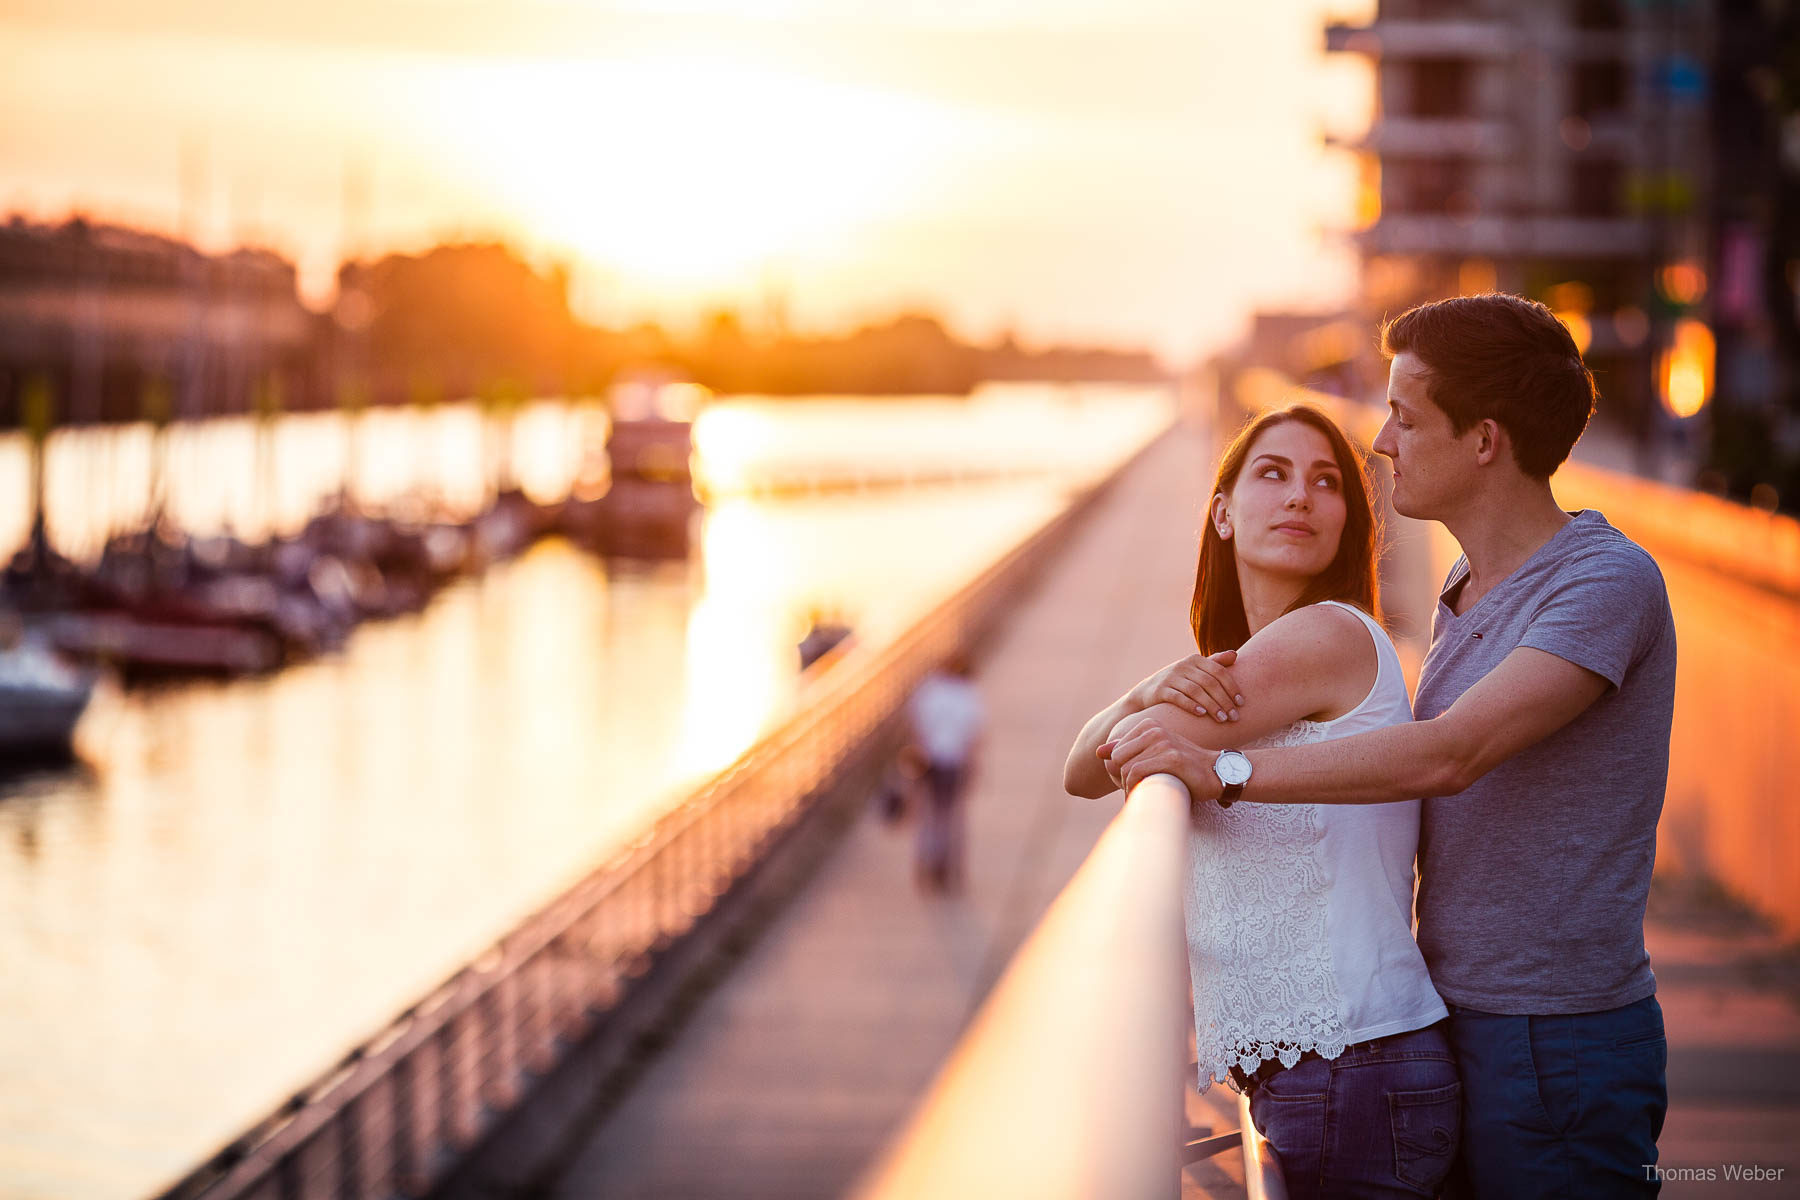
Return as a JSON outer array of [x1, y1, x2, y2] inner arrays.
[[1372, 352, 1475, 520]]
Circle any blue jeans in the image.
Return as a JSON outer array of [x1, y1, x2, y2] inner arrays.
[[1247, 1023, 1461, 1199], [1441, 994, 1667, 1199]]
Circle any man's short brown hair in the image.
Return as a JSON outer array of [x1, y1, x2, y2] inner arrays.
[[1380, 293, 1598, 479]]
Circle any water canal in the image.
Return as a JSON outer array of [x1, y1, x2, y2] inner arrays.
[[0, 383, 1175, 1200]]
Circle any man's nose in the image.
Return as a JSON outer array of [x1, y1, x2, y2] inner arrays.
[[1373, 421, 1397, 458]]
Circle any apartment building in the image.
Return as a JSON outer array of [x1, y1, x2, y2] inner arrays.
[[1326, 0, 1713, 462]]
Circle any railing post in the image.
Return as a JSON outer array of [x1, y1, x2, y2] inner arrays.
[[391, 1049, 419, 1194], [1238, 1089, 1289, 1200], [337, 1096, 362, 1200]]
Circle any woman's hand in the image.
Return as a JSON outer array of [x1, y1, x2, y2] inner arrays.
[[1097, 713, 1217, 798], [1130, 650, 1243, 723], [1062, 650, 1242, 799]]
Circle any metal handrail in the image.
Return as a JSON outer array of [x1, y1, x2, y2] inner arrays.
[[851, 769, 1290, 1199], [1239, 1089, 1289, 1200], [853, 773, 1193, 1200], [153, 422, 1172, 1200]]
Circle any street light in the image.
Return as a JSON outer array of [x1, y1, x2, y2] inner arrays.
[[1658, 318, 1714, 419]]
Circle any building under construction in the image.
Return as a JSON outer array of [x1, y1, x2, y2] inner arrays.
[[1325, 0, 1723, 477]]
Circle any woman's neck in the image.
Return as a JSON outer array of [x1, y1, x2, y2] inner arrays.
[[1238, 566, 1307, 637]]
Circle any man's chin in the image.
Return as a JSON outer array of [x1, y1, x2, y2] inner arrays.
[[1389, 492, 1428, 521]]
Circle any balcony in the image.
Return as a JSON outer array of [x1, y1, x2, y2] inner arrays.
[[1326, 116, 1515, 159], [1357, 213, 1651, 258], [1326, 19, 1518, 60]]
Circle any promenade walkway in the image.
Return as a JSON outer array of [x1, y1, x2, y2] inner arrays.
[[546, 413, 1245, 1198], [542, 409, 1800, 1199]]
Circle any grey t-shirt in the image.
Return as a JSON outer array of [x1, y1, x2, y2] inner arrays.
[[1414, 509, 1676, 1014]]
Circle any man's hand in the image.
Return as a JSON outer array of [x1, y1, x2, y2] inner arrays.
[[1130, 649, 1243, 723], [1097, 712, 1222, 802]]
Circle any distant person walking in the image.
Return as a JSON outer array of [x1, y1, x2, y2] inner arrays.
[[906, 654, 985, 892]]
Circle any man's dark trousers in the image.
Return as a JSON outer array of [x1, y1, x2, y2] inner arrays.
[[1442, 994, 1667, 1198]]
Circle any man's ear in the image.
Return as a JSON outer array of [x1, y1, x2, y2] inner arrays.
[[1472, 418, 1506, 468]]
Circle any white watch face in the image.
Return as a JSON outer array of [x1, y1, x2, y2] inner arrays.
[[1216, 752, 1251, 787]]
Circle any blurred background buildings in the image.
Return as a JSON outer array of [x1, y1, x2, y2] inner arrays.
[[1228, 0, 1800, 511]]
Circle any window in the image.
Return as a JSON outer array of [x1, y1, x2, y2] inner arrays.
[[1412, 60, 1472, 117], [1571, 160, 1624, 217], [1574, 60, 1629, 117], [1574, 0, 1625, 31], [1395, 159, 1474, 214]]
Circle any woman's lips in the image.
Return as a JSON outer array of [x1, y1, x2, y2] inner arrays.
[[1274, 523, 1314, 536]]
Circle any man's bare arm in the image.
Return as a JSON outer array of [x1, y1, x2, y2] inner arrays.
[[1105, 645, 1612, 803]]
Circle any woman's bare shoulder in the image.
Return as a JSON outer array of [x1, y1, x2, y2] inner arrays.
[[1241, 602, 1376, 668], [1108, 604, 1379, 750]]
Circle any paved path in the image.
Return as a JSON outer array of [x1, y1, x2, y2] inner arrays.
[[547, 414, 1239, 1199], [1646, 888, 1800, 1197]]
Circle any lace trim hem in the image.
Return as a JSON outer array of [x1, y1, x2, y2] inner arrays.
[[1197, 1033, 1350, 1095]]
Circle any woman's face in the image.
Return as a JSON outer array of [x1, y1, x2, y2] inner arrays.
[[1213, 420, 1348, 585]]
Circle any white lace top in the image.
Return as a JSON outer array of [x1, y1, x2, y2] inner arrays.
[[1185, 601, 1448, 1093]]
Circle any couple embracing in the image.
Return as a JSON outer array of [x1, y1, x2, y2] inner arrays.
[[1065, 293, 1675, 1199]]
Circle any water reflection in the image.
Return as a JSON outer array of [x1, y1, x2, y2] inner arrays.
[[3, 402, 595, 564], [0, 385, 1173, 1199]]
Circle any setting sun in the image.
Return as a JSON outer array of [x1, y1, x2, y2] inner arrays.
[[440, 55, 947, 290]]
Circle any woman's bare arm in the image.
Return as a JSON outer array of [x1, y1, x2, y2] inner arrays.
[[1097, 605, 1377, 788], [1062, 650, 1242, 798]]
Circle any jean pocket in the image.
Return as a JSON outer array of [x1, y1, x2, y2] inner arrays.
[[1388, 1080, 1461, 1196], [1258, 1055, 1329, 1102], [1613, 1025, 1666, 1051]]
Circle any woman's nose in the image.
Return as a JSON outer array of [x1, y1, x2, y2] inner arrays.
[[1286, 486, 1310, 509]]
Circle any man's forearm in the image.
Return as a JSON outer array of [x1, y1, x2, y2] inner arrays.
[[1237, 717, 1467, 806]]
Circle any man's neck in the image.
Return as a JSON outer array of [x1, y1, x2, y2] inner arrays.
[[1441, 483, 1573, 615]]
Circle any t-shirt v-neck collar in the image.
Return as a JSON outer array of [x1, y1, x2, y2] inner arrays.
[[1439, 510, 1591, 622]]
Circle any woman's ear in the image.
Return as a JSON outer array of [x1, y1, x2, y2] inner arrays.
[[1210, 494, 1232, 541]]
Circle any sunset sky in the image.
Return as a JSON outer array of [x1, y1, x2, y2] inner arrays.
[[1, 0, 1375, 366]]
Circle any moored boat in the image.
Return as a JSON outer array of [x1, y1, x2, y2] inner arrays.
[[0, 627, 95, 761]]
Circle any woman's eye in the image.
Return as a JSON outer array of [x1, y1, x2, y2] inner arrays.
[[1314, 476, 1340, 490], [1260, 466, 1283, 480]]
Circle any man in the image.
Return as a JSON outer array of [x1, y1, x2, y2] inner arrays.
[[1103, 293, 1676, 1197]]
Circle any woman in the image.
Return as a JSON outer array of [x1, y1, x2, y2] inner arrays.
[[1063, 405, 1459, 1199]]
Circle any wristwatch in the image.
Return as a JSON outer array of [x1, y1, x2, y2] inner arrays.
[[1213, 750, 1252, 808]]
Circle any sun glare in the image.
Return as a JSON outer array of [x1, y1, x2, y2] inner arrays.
[[436, 55, 944, 290]]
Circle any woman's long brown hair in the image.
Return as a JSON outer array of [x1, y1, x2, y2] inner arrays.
[[1188, 404, 1381, 654]]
